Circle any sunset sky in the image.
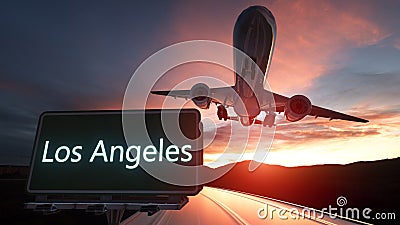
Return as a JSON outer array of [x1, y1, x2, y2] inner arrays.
[[1, 0, 399, 167]]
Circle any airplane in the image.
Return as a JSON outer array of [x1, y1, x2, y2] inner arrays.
[[151, 5, 368, 127]]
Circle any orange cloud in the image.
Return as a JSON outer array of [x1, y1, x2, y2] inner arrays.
[[266, 0, 390, 94], [202, 104, 400, 167]]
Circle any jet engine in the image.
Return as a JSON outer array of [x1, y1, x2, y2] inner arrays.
[[285, 95, 312, 122], [190, 83, 212, 109]]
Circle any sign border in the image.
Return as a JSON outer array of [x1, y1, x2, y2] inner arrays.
[[27, 109, 203, 195]]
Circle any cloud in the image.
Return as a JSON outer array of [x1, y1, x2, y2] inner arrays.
[[0, 1, 176, 164], [304, 70, 400, 111], [273, 104, 400, 141], [203, 121, 274, 154], [266, 0, 391, 94], [276, 120, 380, 142], [394, 38, 400, 50], [203, 104, 400, 166]]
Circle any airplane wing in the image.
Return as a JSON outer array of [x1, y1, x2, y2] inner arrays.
[[151, 86, 237, 107], [150, 90, 190, 99], [269, 92, 369, 123], [152, 88, 368, 123]]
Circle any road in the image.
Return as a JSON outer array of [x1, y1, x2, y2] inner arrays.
[[122, 187, 368, 225]]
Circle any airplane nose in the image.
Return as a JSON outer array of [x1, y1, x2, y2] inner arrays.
[[234, 5, 276, 75]]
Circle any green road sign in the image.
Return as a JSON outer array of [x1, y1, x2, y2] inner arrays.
[[27, 109, 203, 195]]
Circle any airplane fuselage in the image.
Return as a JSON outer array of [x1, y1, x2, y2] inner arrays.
[[232, 6, 277, 125]]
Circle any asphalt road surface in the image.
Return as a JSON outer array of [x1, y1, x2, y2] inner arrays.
[[122, 187, 368, 225]]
